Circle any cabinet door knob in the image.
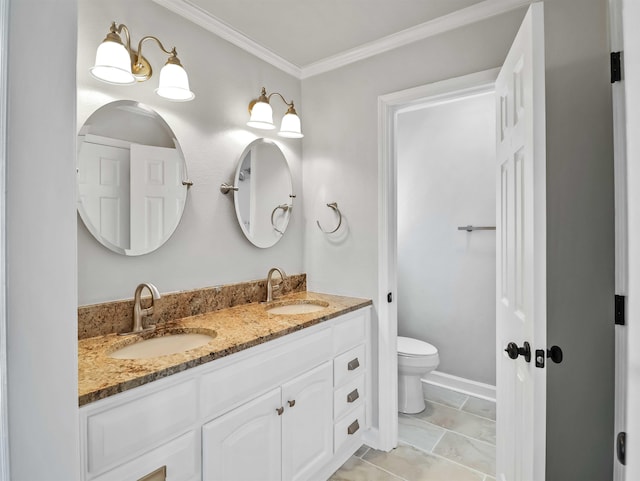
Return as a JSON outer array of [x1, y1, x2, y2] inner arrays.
[[347, 419, 360, 435], [347, 389, 359, 403], [347, 358, 360, 371], [276, 406, 284, 415], [288, 400, 296, 407]]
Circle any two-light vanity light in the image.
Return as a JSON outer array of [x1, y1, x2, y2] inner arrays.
[[247, 87, 303, 138], [90, 22, 195, 102]]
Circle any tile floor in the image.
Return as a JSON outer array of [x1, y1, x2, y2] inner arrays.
[[329, 384, 496, 481]]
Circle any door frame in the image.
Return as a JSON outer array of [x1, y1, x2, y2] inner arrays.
[[377, 67, 499, 451], [0, 0, 9, 477]]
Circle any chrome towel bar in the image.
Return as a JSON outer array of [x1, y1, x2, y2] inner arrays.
[[457, 225, 496, 232]]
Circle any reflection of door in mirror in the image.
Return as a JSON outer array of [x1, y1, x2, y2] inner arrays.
[[252, 144, 289, 240], [78, 135, 131, 248], [238, 151, 252, 231], [129, 144, 186, 255]]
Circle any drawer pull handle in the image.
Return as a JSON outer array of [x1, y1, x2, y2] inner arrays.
[[288, 400, 296, 407], [347, 358, 360, 371], [347, 389, 360, 403], [347, 419, 360, 435], [276, 406, 284, 415]]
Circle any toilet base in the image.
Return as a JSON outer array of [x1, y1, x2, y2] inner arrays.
[[398, 373, 425, 414]]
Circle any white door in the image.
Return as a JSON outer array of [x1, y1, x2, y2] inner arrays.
[[281, 362, 333, 481], [495, 3, 546, 481], [202, 388, 282, 481], [77, 140, 131, 248], [129, 143, 186, 255]]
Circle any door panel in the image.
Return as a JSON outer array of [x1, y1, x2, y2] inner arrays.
[[281, 362, 333, 481], [495, 4, 546, 481], [202, 388, 282, 481]]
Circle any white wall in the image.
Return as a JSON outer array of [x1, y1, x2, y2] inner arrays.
[[77, 0, 304, 305], [397, 93, 496, 385], [6, 0, 80, 479], [623, 0, 640, 477]]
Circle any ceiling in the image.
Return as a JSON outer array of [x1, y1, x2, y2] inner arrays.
[[186, 0, 484, 67], [153, 0, 529, 78]]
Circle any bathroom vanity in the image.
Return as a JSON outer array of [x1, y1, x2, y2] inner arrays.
[[78, 293, 371, 481]]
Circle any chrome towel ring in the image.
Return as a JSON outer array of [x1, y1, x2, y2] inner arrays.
[[317, 202, 342, 234], [271, 204, 291, 234]]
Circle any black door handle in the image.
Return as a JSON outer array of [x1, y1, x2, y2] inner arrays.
[[547, 345, 563, 364], [504, 341, 531, 362]]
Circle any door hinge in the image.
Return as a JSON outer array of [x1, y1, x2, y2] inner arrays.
[[611, 52, 622, 83], [615, 295, 625, 325], [617, 432, 626, 465], [387, 292, 393, 303]]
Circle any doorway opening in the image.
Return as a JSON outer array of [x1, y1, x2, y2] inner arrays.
[[377, 67, 499, 449]]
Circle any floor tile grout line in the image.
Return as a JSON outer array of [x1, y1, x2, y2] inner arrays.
[[391, 441, 493, 479], [430, 427, 448, 453], [355, 446, 370, 459], [402, 413, 496, 447], [399, 429, 495, 477], [423, 396, 498, 422], [417, 445, 494, 478], [358, 457, 410, 481]]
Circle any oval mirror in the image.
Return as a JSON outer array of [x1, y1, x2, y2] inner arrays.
[[77, 100, 190, 256], [233, 139, 294, 248]]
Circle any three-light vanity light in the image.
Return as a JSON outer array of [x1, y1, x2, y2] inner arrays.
[[247, 87, 303, 138], [90, 21, 195, 102]]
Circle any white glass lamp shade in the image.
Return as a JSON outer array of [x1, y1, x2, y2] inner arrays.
[[247, 101, 275, 130], [278, 112, 303, 138], [155, 62, 195, 101], [90, 40, 136, 85]]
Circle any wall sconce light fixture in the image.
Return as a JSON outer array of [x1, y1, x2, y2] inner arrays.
[[247, 87, 303, 138], [90, 21, 195, 102]]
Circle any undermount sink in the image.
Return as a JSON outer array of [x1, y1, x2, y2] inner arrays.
[[109, 329, 217, 360], [265, 300, 330, 315]]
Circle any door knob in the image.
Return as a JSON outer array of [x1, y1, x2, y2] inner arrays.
[[504, 341, 531, 362], [547, 345, 563, 364]]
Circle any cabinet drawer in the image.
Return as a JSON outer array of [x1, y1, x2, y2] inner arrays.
[[333, 404, 366, 454], [333, 311, 366, 355], [201, 327, 332, 420], [333, 374, 365, 421], [333, 343, 365, 387], [86, 379, 198, 477], [90, 431, 199, 481]]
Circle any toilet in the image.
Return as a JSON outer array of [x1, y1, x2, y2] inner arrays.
[[397, 336, 440, 414]]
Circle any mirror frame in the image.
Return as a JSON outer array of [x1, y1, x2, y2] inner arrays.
[[232, 138, 293, 248], [77, 100, 190, 256]]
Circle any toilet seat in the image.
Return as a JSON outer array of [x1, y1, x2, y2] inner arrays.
[[397, 336, 438, 357]]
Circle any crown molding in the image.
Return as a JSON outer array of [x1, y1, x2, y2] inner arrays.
[[154, 0, 532, 80], [152, 0, 302, 78], [300, 0, 532, 78]]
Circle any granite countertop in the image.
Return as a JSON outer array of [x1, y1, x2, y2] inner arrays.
[[78, 291, 372, 406]]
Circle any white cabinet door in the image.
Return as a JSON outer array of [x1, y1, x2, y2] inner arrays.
[[281, 362, 333, 481], [202, 388, 282, 481]]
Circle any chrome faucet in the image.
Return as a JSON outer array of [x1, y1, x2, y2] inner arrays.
[[128, 283, 161, 334], [266, 268, 286, 302]]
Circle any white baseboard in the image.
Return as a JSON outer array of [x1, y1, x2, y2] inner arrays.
[[422, 370, 496, 402]]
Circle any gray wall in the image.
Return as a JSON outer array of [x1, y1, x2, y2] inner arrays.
[[397, 94, 496, 386], [7, 0, 80, 479], [544, 1, 614, 479], [78, 0, 304, 305], [302, 0, 614, 478]]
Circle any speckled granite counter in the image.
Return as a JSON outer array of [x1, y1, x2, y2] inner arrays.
[[78, 291, 372, 406]]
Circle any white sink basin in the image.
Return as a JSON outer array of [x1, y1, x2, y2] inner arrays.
[[265, 300, 329, 315], [109, 331, 216, 360]]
